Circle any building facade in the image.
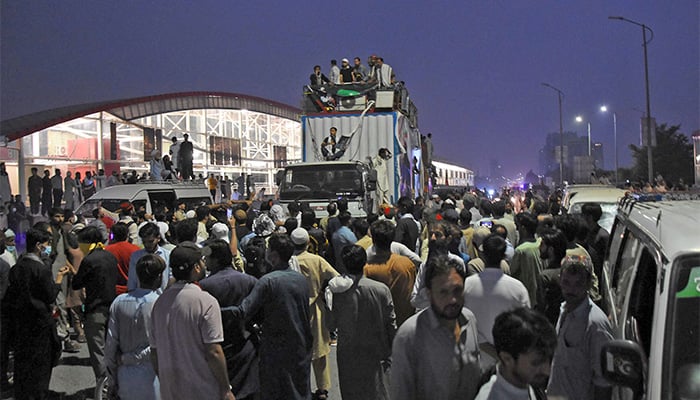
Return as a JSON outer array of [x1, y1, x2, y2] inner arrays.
[[0, 92, 302, 202]]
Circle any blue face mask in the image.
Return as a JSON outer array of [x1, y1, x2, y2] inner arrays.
[[43, 245, 52, 257], [6, 246, 15, 253]]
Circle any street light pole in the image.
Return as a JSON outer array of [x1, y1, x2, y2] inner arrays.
[[587, 122, 591, 157], [613, 111, 618, 184], [609, 16, 654, 183], [542, 82, 565, 186]]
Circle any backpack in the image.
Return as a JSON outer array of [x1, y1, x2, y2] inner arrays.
[[242, 235, 268, 279]]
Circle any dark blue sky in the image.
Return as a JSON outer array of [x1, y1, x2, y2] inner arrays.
[[2, 1, 698, 178]]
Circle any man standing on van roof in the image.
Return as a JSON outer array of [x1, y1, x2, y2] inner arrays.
[[547, 256, 613, 400], [178, 134, 194, 180], [169, 136, 180, 176]]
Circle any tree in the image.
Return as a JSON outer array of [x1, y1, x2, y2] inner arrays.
[[629, 123, 693, 185]]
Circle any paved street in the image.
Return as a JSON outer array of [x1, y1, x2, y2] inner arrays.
[[3, 341, 342, 399]]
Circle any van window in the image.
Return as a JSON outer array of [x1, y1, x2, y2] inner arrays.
[[663, 255, 700, 398], [181, 197, 212, 211], [614, 233, 641, 315], [625, 248, 657, 356], [607, 220, 627, 289], [75, 198, 127, 218], [148, 190, 177, 214], [132, 199, 147, 213]]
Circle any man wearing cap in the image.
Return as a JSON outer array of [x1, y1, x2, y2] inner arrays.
[[149, 242, 234, 400], [291, 227, 338, 399], [149, 150, 164, 181], [223, 233, 312, 400], [1, 229, 17, 266], [127, 223, 171, 292], [339, 58, 354, 83]]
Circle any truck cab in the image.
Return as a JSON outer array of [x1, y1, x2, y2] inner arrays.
[[278, 161, 376, 218]]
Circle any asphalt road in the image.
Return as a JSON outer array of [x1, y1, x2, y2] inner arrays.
[[3, 341, 342, 400]]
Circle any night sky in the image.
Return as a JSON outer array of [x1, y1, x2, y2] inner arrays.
[[1, 1, 698, 178]]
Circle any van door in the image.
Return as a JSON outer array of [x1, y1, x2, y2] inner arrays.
[[147, 190, 177, 214]]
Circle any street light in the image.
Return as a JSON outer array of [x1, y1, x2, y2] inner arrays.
[[600, 105, 618, 184], [542, 82, 565, 185], [575, 116, 592, 156], [609, 15, 654, 183]]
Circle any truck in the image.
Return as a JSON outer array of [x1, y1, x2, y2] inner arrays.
[[278, 86, 424, 218]]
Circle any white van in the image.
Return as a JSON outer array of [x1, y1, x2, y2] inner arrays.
[[599, 192, 700, 399], [563, 185, 627, 233], [74, 182, 213, 220]]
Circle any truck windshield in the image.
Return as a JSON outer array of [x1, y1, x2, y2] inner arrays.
[[664, 254, 700, 399], [279, 164, 364, 200]]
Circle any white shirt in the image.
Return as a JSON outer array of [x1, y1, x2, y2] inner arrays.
[[464, 268, 530, 345], [475, 366, 537, 400]]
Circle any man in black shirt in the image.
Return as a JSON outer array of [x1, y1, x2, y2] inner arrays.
[[41, 169, 52, 216], [70, 226, 118, 388], [178, 133, 194, 180]]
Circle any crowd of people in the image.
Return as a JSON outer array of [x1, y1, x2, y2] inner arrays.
[[0, 180, 625, 400], [310, 55, 396, 88]]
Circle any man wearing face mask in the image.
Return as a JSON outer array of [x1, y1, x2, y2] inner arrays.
[[1, 229, 17, 266], [6, 228, 70, 399], [69, 225, 118, 394]]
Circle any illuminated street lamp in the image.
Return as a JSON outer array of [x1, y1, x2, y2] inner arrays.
[[600, 105, 618, 184], [609, 15, 654, 183], [575, 115, 592, 156]]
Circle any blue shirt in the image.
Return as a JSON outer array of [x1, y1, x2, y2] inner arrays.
[[127, 247, 171, 292]]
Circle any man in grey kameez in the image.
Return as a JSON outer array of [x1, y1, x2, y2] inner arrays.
[[326, 245, 396, 400]]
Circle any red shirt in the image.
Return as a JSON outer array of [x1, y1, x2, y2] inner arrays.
[[105, 241, 141, 295], [101, 216, 115, 232]]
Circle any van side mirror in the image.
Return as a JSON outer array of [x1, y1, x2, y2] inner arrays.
[[600, 339, 646, 399], [275, 170, 285, 186]]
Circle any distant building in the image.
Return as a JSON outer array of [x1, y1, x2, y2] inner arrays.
[[0, 92, 301, 200], [539, 131, 601, 183], [592, 142, 604, 170]]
